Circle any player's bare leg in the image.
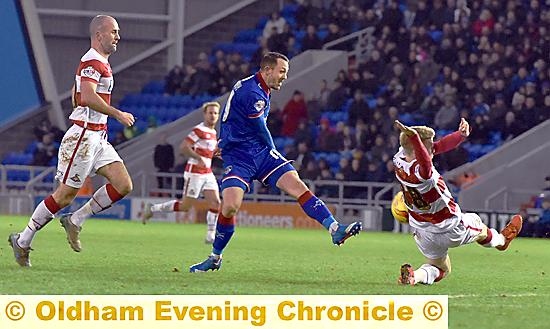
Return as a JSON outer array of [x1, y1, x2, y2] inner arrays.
[[277, 171, 361, 245], [203, 189, 221, 244]]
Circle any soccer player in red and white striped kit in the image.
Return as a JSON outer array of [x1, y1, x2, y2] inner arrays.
[[141, 102, 221, 244], [393, 118, 523, 285], [8, 15, 135, 267]]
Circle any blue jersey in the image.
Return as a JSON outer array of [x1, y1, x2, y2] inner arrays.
[[218, 72, 294, 192], [219, 73, 275, 154]]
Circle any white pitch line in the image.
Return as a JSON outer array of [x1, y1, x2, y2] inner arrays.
[[449, 293, 540, 299]]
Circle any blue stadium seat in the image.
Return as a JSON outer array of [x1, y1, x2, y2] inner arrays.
[[119, 93, 141, 107], [281, 4, 298, 17], [295, 29, 306, 42], [25, 141, 39, 154], [141, 80, 165, 94], [234, 29, 262, 43], [256, 16, 269, 29], [317, 29, 328, 40]]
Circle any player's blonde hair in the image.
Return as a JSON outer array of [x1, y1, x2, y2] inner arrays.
[[202, 101, 220, 112], [399, 126, 435, 154]]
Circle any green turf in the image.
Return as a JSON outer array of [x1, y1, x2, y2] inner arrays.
[[1, 215, 549, 328]]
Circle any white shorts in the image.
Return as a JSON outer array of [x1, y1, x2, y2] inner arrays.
[[413, 212, 485, 260], [55, 124, 122, 188], [182, 171, 218, 198]]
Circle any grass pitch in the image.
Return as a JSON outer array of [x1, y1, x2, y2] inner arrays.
[[1, 215, 549, 328]]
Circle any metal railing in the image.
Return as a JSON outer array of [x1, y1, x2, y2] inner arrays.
[[0, 164, 55, 194], [322, 26, 376, 64], [142, 171, 399, 208]]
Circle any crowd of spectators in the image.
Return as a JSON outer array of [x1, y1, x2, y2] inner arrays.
[[159, 0, 549, 199]]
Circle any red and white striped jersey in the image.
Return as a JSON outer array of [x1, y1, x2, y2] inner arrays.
[[70, 48, 113, 124], [393, 147, 461, 233], [185, 122, 217, 174]]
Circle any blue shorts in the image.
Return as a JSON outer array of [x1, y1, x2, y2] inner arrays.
[[220, 147, 295, 192]]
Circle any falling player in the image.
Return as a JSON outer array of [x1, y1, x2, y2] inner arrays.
[[393, 118, 522, 285], [142, 102, 221, 243]]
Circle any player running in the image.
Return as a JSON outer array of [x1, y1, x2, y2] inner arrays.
[[141, 102, 221, 244], [8, 15, 135, 266], [393, 118, 522, 285], [189, 52, 361, 272]]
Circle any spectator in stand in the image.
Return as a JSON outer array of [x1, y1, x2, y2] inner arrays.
[[316, 117, 339, 152], [335, 157, 350, 181], [210, 61, 230, 95], [295, 0, 312, 30], [365, 161, 384, 183], [487, 93, 509, 128], [286, 141, 314, 172], [294, 120, 313, 147], [299, 161, 320, 181], [317, 167, 337, 198], [381, 0, 404, 31], [301, 24, 323, 51], [164, 65, 185, 95], [347, 90, 369, 127], [369, 134, 388, 160], [267, 103, 283, 138], [33, 119, 64, 143], [263, 11, 286, 39], [469, 114, 491, 144], [153, 134, 175, 190], [326, 79, 348, 110], [454, 0, 471, 24], [344, 158, 366, 198], [337, 124, 357, 152], [281, 90, 308, 137], [434, 95, 460, 130], [32, 133, 57, 166], [472, 9, 495, 37], [313, 79, 331, 110], [501, 111, 526, 142], [323, 23, 345, 49]]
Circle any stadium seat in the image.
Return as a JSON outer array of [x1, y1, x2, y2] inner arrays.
[[234, 29, 262, 43], [255, 16, 269, 29], [141, 80, 165, 94]]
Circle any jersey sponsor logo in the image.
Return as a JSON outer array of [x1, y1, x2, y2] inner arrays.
[[254, 99, 266, 112], [81, 66, 100, 79], [224, 165, 233, 175]]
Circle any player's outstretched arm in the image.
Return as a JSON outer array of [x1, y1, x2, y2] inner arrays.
[[433, 118, 470, 155]]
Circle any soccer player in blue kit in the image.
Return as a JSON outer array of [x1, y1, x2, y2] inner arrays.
[[189, 52, 362, 272]]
